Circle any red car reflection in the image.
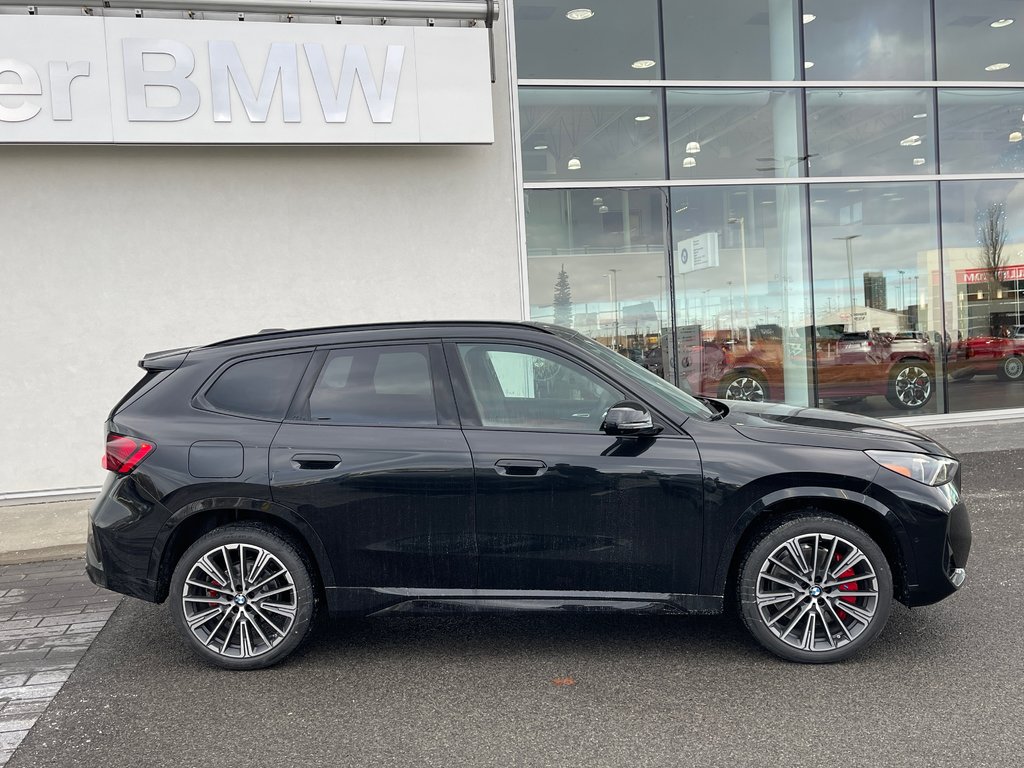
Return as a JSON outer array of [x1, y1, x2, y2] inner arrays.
[[682, 328, 935, 411], [952, 325, 1024, 382]]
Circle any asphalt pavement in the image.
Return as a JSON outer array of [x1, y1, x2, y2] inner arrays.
[[6, 445, 1024, 768]]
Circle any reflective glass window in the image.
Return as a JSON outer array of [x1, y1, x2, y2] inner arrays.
[[307, 346, 437, 426], [938, 90, 1024, 174], [456, 344, 624, 432], [204, 353, 310, 420], [524, 188, 672, 378], [669, 185, 813, 407], [802, 0, 932, 81], [806, 90, 935, 176], [935, 1, 1024, 81], [662, 0, 799, 81], [809, 182, 943, 417], [667, 89, 803, 180], [941, 180, 1024, 412], [519, 89, 665, 182], [514, 0, 661, 80]]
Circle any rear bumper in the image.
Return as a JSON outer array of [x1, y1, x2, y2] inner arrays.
[[85, 475, 165, 603]]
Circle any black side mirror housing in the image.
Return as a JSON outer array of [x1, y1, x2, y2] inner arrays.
[[601, 401, 664, 437]]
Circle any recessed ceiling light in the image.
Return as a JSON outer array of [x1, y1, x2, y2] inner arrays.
[[891, 196, 904, 201], [913, 157, 926, 165], [685, 141, 701, 154], [592, 196, 604, 205], [913, 113, 927, 119], [761, 200, 774, 205], [847, 188, 862, 193], [631, 59, 657, 69], [682, 157, 697, 168], [1010, 131, 1023, 142], [986, 62, 1010, 71], [533, 144, 548, 150], [804, 61, 815, 69], [598, 204, 609, 213], [991, 19, 1014, 28], [803, 13, 816, 23], [566, 8, 594, 21], [675, 205, 689, 213], [813, 199, 827, 203], [634, 114, 651, 122], [900, 134, 923, 147], [567, 156, 581, 170]]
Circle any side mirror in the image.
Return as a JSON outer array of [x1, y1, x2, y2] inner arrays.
[[601, 401, 663, 437]]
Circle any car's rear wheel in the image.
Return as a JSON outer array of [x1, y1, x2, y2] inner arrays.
[[718, 371, 769, 402], [885, 361, 933, 409], [996, 355, 1024, 381], [737, 514, 892, 663], [169, 523, 317, 670]]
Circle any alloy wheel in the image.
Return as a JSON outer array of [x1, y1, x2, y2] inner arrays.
[[724, 375, 766, 402], [1004, 356, 1024, 380], [893, 365, 931, 407], [180, 543, 298, 659], [755, 533, 879, 653]]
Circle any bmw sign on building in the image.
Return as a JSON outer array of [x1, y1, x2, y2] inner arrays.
[[0, 14, 494, 144]]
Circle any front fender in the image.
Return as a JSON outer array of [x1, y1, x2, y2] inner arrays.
[[710, 486, 916, 596]]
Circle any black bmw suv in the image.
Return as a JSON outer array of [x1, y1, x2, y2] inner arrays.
[[87, 322, 971, 669]]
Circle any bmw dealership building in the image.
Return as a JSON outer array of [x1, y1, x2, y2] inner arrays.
[[3, 0, 1024, 501]]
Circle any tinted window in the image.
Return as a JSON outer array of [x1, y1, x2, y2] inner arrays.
[[307, 346, 437, 426], [204, 353, 310, 419], [457, 344, 623, 431]]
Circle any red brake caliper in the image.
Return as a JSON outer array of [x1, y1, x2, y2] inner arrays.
[[207, 580, 222, 608], [836, 555, 857, 620]]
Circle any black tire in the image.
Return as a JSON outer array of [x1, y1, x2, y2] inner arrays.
[[718, 370, 770, 402], [885, 360, 933, 410], [169, 523, 317, 670], [996, 355, 1024, 382], [736, 514, 893, 663]]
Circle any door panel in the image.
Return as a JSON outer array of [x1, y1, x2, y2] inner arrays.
[[465, 429, 703, 594], [448, 340, 704, 595], [270, 424, 475, 589]]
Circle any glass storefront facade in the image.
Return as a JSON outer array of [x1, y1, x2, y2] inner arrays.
[[514, 0, 1024, 417]]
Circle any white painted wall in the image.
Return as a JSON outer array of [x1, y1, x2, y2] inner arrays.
[[0, 22, 521, 496]]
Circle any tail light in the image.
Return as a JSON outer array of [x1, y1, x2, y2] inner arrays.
[[102, 433, 155, 474]]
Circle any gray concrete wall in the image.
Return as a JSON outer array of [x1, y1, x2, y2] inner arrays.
[[0, 18, 521, 496]]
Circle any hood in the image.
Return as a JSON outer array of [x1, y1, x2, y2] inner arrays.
[[714, 400, 954, 457]]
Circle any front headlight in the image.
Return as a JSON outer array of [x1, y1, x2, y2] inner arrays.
[[865, 450, 959, 486]]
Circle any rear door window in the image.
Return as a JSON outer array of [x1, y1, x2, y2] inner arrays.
[[306, 345, 438, 426], [203, 353, 311, 420]]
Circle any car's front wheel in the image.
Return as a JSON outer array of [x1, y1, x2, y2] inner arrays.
[[169, 523, 317, 670], [885, 361, 933, 409], [996, 355, 1024, 381], [737, 514, 893, 663], [718, 371, 769, 402]]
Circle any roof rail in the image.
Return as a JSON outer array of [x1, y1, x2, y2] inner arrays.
[[208, 320, 551, 347]]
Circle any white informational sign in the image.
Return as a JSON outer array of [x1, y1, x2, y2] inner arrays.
[[0, 16, 493, 144], [676, 232, 720, 273]]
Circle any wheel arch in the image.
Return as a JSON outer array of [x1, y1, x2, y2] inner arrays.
[[149, 497, 335, 604], [714, 487, 916, 607]]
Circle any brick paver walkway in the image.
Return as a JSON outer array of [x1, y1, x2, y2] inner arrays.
[[0, 560, 121, 766]]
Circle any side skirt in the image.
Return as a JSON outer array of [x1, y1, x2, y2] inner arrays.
[[326, 587, 724, 617]]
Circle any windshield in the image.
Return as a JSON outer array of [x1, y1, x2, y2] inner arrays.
[[569, 333, 716, 421]]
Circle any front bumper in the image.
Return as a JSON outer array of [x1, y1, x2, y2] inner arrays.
[[903, 494, 972, 607]]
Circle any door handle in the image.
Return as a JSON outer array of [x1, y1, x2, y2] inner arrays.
[[494, 459, 548, 477], [291, 453, 342, 470]]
